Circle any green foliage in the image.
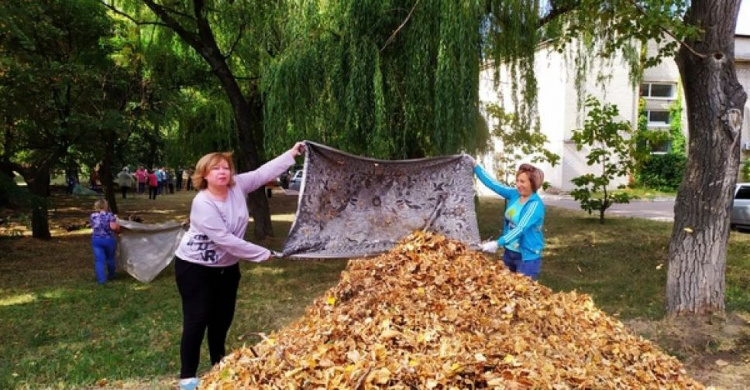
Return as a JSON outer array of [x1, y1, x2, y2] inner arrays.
[[638, 154, 686, 191], [263, 0, 489, 159], [667, 93, 686, 157], [570, 97, 635, 223], [0, 0, 115, 157], [484, 103, 559, 183], [632, 99, 652, 172], [633, 90, 687, 190], [742, 159, 750, 182]]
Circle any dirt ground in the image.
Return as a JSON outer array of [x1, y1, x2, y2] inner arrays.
[[3, 187, 749, 389], [625, 313, 750, 389]]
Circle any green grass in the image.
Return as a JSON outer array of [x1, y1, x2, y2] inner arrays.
[[0, 234, 347, 389], [0, 192, 748, 389], [478, 196, 750, 318]]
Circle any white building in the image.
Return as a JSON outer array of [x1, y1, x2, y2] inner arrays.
[[478, 35, 750, 194], [738, 35, 750, 157]]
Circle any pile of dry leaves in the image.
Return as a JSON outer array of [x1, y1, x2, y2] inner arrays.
[[202, 231, 702, 389]]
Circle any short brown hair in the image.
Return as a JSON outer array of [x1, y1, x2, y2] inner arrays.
[[192, 152, 236, 190], [517, 163, 544, 192]]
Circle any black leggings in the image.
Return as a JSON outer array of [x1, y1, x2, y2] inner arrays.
[[148, 185, 158, 199], [174, 257, 241, 378]]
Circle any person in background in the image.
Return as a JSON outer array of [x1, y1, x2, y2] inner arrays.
[[156, 167, 165, 195], [185, 169, 194, 191], [181, 168, 190, 191], [148, 169, 159, 200], [90, 168, 100, 192], [176, 166, 183, 191], [472, 160, 546, 280], [117, 167, 134, 199], [90, 198, 120, 285], [135, 165, 148, 195], [173, 142, 305, 390], [168, 168, 175, 194], [65, 167, 78, 195]]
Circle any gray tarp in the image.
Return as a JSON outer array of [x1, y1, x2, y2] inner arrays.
[[117, 220, 185, 282], [72, 184, 99, 196], [282, 142, 480, 258]]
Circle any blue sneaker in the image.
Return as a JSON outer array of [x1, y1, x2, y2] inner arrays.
[[179, 377, 200, 390]]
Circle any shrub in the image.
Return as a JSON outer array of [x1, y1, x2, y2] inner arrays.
[[742, 158, 750, 182], [639, 154, 686, 191]]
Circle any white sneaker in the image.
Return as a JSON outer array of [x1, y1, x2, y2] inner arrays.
[[179, 377, 200, 390]]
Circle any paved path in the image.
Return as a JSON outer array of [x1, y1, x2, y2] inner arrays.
[[283, 188, 676, 222], [541, 195, 675, 222]]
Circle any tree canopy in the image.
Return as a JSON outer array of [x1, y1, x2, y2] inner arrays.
[[263, 0, 489, 159]]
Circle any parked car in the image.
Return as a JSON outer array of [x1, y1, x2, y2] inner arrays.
[[288, 170, 304, 192], [731, 183, 750, 230]]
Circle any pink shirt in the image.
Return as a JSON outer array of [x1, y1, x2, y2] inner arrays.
[[148, 173, 158, 187], [135, 169, 148, 183], [175, 151, 295, 267]]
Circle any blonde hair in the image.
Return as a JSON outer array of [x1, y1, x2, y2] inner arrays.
[[517, 163, 545, 192], [192, 152, 236, 190], [94, 198, 109, 212]]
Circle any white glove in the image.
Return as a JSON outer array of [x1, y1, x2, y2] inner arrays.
[[480, 241, 499, 254]]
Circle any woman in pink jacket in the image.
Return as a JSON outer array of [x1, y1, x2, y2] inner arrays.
[[147, 169, 158, 200]]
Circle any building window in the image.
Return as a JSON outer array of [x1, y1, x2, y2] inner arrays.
[[640, 83, 676, 99], [648, 138, 670, 154], [647, 110, 670, 127]]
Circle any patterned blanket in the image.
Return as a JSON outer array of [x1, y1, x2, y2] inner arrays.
[[282, 142, 480, 258]]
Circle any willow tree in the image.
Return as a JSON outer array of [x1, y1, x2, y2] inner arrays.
[[263, 0, 490, 159], [102, 0, 287, 238]]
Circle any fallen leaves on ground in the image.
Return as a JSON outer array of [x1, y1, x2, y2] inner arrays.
[[202, 231, 703, 389]]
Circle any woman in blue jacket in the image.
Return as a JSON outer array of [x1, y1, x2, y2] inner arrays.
[[474, 162, 546, 280]]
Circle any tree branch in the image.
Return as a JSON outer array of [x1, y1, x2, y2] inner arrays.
[[380, 0, 420, 53], [539, 0, 579, 27], [625, 0, 707, 59], [224, 20, 248, 60], [141, 0, 201, 47], [0, 159, 28, 178], [97, 1, 169, 28]]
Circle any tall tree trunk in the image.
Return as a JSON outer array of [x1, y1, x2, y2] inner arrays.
[[141, 0, 274, 238], [667, 0, 747, 314], [27, 165, 51, 240], [2, 146, 66, 239], [208, 57, 272, 239], [243, 86, 274, 239]]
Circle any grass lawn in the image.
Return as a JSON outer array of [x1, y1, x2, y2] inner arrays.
[[0, 189, 748, 389]]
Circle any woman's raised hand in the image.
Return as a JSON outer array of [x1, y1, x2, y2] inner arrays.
[[291, 142, 306, 157]]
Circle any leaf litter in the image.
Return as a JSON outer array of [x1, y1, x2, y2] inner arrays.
[[202, 231, 702, 389]]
